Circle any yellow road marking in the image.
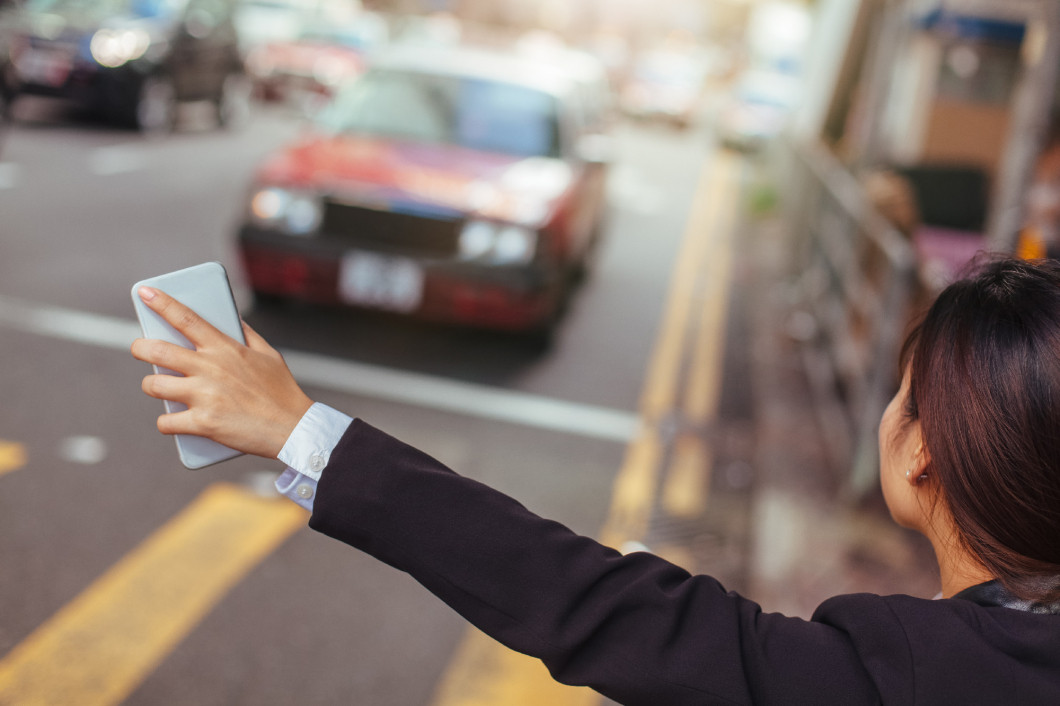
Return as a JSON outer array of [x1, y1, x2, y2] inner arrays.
[[432, 630, 600, 706], [682, 193, 737, 424], [599, 430, 663, 547], [0, 440, 26, 477], [607, 152, 740, 540], [0, 483, 306, 706], [601, 155, 734, 544], [662, 433, 712, 519], [639, 158, 728, 420], [662, 155, 740, 519], [433, 153, 743, 706]]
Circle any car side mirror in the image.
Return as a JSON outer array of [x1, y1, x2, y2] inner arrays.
[[576, 133, 614, 165]]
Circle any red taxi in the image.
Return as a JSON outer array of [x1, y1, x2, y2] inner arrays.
[[245, 15, 386, 105], [237, 46, 613, 334]]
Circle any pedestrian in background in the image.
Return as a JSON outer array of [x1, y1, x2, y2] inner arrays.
[[131, 256, 1060, 704]]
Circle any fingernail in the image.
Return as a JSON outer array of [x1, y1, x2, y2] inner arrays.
[[139, 286, 157, 301]]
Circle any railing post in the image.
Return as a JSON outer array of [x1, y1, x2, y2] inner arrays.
[[779, 135, 918, 498]]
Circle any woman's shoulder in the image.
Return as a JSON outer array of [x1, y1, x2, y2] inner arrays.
[[817, 587, 1060, 619], [814, 589, 1060, 630], [812, 591, 1060, 703]]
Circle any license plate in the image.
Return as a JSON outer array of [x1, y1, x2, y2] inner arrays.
[[339, 251, 423, 313], [16, 48, 72, 87]]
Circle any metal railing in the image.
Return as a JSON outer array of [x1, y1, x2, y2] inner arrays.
[[779, 136, 919, 498]]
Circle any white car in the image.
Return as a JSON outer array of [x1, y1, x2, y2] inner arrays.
[[716, 69, 800, 152]]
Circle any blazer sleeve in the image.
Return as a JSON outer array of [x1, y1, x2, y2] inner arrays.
[[308, 420, 881, 706]]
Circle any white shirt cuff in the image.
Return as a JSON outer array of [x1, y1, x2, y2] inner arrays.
[[275, 467, 318, 512], [277, 402, 353, 480]]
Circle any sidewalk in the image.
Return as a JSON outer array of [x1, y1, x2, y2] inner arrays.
[[737, 201, 941, 618], [626, 154, 940, 622]]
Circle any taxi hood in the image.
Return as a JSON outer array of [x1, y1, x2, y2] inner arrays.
[[257, 133, 575, 226]]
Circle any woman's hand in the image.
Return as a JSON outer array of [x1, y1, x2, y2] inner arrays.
[[130, 286, 313, 459]]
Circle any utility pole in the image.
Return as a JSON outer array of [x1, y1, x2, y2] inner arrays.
[[988, 0, 1060, 252]]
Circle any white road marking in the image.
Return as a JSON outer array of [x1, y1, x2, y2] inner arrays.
[[0, 295, 641, 443], [0, 162, 22, 190], [608, 165, 666, 215], [0, 295, 143, 348], [282, 348, 641, 442], [87, 145, 149, 176], [58, 435, 109, 465]]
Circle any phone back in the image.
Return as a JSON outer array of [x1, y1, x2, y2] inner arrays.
[[131, 262, 246, 469]]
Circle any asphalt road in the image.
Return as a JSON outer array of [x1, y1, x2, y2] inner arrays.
[[0, 96, 722, 705]]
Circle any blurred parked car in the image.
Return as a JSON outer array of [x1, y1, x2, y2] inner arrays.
[[234, 0, 306, 49], [715, 69, 800, 152], [388, 11, 461, 48], [4, 0, 249, 132], [514, 32, 616, 136], [621, 49, 709, 128], [245, 14, 386, 106], [237, 46, 614, 335], [0, 0, 19, 116], [234, 0, 365, 50]]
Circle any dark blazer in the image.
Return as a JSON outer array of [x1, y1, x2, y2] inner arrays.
[[308, 420, 1060, 705]]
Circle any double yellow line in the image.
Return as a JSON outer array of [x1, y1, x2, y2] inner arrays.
[[431, 153, 743, 706], [604, 151, 740, 544]]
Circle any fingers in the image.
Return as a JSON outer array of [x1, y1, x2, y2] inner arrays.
[[137, 286, 225, 348], [156, 408, 197, 437], [141, 372, 191, 402], [131, 337, 197, 375], [132, 295, 313, 458], [150, 384, 223, 439]]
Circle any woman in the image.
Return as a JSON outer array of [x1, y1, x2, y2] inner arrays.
[[131, 256, 1060, 704]]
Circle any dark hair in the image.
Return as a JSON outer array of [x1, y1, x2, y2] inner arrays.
[[903, 256, 1060, 602]]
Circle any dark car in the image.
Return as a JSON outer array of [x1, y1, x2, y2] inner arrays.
[[237, 46, 613, 335], [4, 0, 248, 131], [0, 1, 22, 114], [0, 4, 15, 116]]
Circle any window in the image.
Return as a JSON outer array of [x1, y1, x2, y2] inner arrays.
[[319, 69, 560, 158]]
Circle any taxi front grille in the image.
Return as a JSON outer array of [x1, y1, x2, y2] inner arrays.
[[320, 201, 461, 258]]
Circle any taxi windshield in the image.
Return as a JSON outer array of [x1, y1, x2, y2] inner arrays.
[[317, 69, 561, 159]]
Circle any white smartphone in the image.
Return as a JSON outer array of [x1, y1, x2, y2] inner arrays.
[[131, 262, 246, 469]]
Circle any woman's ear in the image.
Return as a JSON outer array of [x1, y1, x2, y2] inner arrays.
[[909, 437, 931, 485]]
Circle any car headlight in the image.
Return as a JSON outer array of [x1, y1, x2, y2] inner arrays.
[[250, 188, 288, 224], [90, 28, 151, 68], [458, 221, 537, 265], [494, 226, 536, 263], [458, 221, 495, 259], [249, 187, 322, 236], [313, 55, 349, 87]]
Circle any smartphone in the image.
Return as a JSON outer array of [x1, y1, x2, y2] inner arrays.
[[131, 262, 246, 469]]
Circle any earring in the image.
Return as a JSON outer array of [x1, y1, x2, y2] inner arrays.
[[906, 468, 928, 483]]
